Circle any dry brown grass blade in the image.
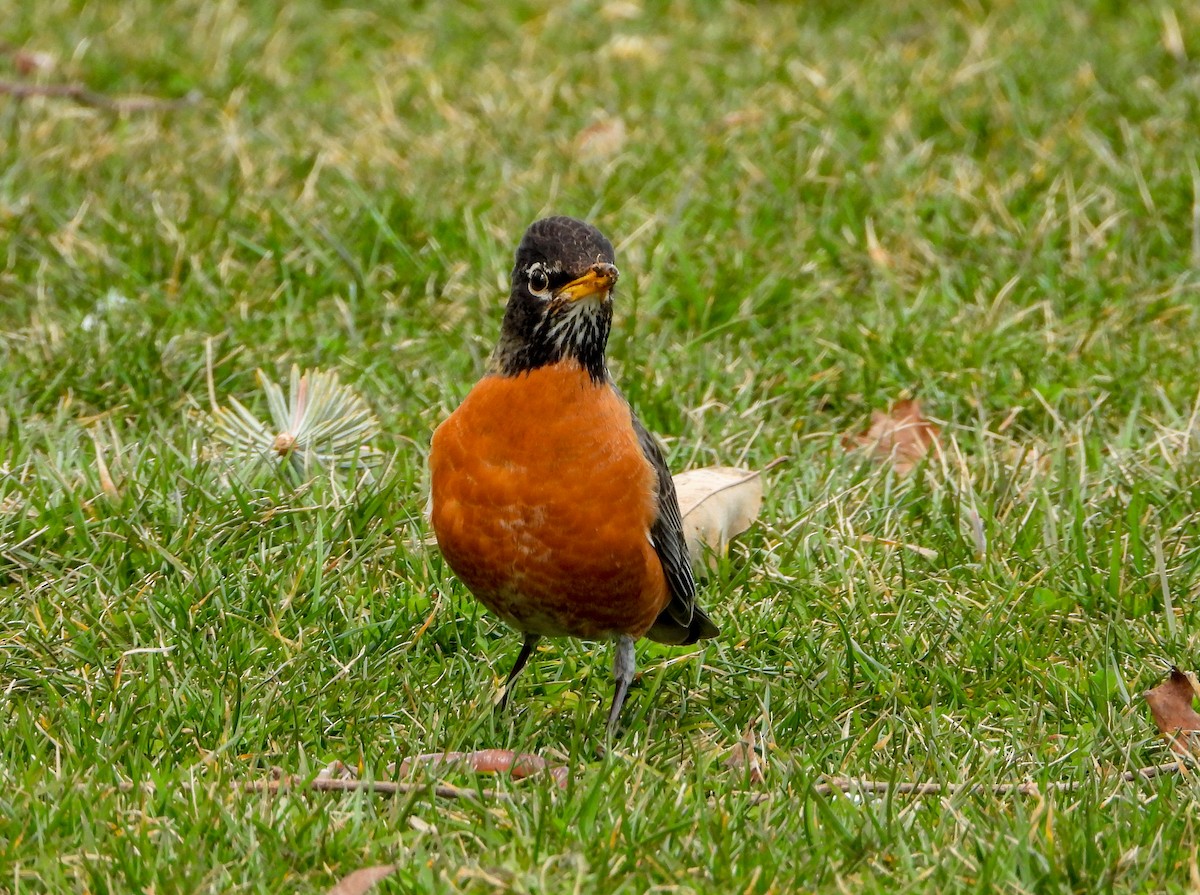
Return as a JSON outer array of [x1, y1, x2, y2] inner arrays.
[[90, 431, 119, 499], [1144, 667, 1200, 758], [843, 398, 941, 475]]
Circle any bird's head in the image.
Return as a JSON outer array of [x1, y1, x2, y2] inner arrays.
[[490, 216, 619, 382]]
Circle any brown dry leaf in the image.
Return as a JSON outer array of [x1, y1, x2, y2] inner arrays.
[[326, 865, 398, 895], [396, 750, 569, 789], [1144, 667, 1200, 758], [574, 117, 627, 161], [1, 41, 56, 75], [674, 462, 779, 569], [843, 399, 941, 475], [724, 725, 766, 784]]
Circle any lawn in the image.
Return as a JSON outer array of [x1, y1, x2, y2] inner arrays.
[[3, 0, 1200, 891]]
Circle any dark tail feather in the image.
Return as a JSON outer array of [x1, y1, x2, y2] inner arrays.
[[646, 604, 719, 646]]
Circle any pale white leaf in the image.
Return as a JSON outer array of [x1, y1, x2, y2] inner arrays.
[[673, 465, 767, 569]]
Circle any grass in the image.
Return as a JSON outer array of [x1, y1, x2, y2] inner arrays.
[[3, 0, 1200, 891]]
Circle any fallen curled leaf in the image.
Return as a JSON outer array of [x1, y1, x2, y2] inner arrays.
[[843, 399, 941, 475], [396, 750, 569, 789], [1144, 667, 1200, 758], [674, 461, 781, 569], [326, 865, 398, 895], [724, 725, 766, 785]]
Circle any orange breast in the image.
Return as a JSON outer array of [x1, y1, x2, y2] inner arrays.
[[429, 361, 668, 640]]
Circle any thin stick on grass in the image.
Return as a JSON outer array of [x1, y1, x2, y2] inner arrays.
[[808, 761, 1183, 798], [0, 81, 199, 112], [243, 777, 510, 801], [112, 761, 1184, 803], [250, 759, 1186, 801], [116, 776, 509, 801]]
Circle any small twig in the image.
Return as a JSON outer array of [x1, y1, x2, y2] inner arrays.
[[244, 776, 509, 801], [0, 80, 199, 113], [760, 456, 790, 474], [117, 775, 508, 801], [805, 761, 1184, 800], [111, 760, 1186, 805]]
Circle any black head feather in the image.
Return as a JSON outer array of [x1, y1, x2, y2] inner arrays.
[[490, 216, 618, 382]]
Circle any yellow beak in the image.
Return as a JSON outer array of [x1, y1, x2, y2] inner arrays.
[[555, 262, 619, 301]]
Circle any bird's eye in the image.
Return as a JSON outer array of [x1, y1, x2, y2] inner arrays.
[[527, 266, 550, 295]]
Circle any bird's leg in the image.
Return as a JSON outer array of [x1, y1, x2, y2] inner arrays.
[[606, 634, 636, 737], [496, 634, 541, 712]]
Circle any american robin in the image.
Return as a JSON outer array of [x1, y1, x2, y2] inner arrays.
[[429, 216, 718, 735]]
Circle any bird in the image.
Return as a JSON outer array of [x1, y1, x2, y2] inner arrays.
[[429, 215, 718, 736]]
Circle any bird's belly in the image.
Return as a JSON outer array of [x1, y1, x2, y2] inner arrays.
[[429, 365, 668, 639]]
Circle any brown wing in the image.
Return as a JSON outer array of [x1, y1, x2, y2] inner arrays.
[[629, 411, 719, 646]]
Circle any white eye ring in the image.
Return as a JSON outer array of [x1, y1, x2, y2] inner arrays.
[[527, 264, 550, 295]]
